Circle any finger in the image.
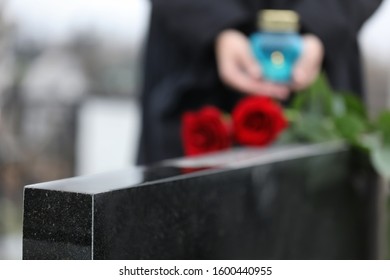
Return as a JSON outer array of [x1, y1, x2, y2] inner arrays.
[[291, 35, 323, 91], [248, 81, 291, 99], [235, 50, 290, 98], [220, 59, 289, 99], [291, 42, 311, 90], [237, 45, 262, 79], [291, 67, 311, 91], [291, 60, 319, 91]]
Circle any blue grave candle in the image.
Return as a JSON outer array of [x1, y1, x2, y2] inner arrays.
[[250, 10, 302, 84]]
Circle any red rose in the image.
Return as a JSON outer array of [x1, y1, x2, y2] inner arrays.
[[232, 96, 287, 146], [182, 106, 231, 156]]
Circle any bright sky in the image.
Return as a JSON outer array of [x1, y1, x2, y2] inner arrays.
[[4, 0, 151, 45]]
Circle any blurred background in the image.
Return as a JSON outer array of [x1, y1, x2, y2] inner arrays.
[[0, 0, 389, 259], [0, 0, 150, 259]]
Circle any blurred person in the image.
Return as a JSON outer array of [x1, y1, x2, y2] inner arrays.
[[138, 0, 382, 165]]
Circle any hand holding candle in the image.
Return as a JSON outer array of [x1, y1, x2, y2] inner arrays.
[[215, 10, 324, 98], [215, 29, 291, 99]]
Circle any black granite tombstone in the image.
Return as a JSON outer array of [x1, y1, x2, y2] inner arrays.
[[23, 142, 378, 259]]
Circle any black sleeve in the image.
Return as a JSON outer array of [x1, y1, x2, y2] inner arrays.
[[341, 0, 383, 31], [295, 0, 382, 54], [150, 0, 251, 54], [293, 0, 382, 94]]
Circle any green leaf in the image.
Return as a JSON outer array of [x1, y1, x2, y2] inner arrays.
[[340, 92, 367, 119], [275, 129, 298, 145], [294, 72, 333, 117], [360, 133, 383, 152], [283, 108, 300, 122], [292, 86, 311, 111], [376, 112, 390, 144], [360, 133, 390, 180], [371, 145, 390, 181], [310, 72, 333, 95], [331, 95, 347, 117], [334, 114, 367, 143], [293, 114, 340, 142]]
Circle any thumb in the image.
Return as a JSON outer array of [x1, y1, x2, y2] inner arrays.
[[237, 46, 262, 79]]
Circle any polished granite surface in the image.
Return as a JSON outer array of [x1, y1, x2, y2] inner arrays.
[[24, 142, 346, 194], [23, 142, 378, 259]]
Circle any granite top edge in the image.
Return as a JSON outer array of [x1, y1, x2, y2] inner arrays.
[[24, 141, 348, 195]]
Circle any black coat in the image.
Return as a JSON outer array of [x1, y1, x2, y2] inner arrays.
[[138, 0, 382, 165]]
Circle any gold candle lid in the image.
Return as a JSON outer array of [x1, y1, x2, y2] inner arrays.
[[258, 10, 300, 32]]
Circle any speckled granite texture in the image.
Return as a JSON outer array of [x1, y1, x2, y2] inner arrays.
[[23, 143, 378, 259]]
